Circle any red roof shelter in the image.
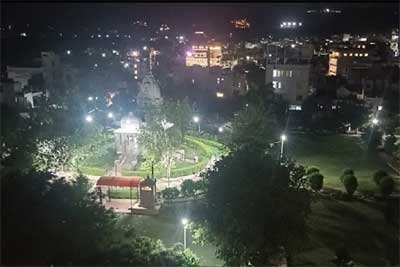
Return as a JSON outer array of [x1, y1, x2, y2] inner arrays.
[[96, 176, 142, 187]]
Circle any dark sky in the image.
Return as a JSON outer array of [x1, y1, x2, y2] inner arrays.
[[2, 2, 399, 34]]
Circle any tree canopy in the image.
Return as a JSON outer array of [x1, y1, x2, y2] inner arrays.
[[197, 144, 311, 265], [1, 170, 199, 266]]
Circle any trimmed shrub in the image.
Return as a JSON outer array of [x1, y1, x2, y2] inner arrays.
[[161, 187, 180, 202], [343, 175, 358, 195], [309, 173, 324, 191], [340, 169, 354, 183], [181, 179, 197, 197], [379, 177, 395, 197], [306, 166, 320, 175], [373, 170, 388, 185], [384, 135, 397, 155]]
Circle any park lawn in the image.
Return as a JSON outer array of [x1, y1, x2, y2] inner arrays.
[[117, 203, 223, 266], [108, 187, 139, 199], [294, 197, 398, 266], [122, 135, 225, 178], [287, 134, 399, 193]]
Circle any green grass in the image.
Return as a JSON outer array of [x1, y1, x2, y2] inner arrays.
[[117, 203, 223, 266], [76, 133, 118, 177], [287, 134, 399, 192], [122, 135, 226, 178], [108, 187, 139, 199], [79, 166, 107, 176], [294, 197, 398, 266]]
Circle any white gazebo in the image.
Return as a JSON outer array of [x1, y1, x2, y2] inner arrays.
[[114, 112, 141, 159]]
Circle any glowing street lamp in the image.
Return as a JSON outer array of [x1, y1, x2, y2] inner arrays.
[[181, 218, 189, 249], [218, 126, 223, 133], [107, 112, 113, 119], [66, 50, 71, 55], [193, 116, 200, 133], [372, 118, 379, 125], [85, 115, 93, 123], [378, 105, 383, 111], [280, 134, 287, 159], [88, 96, 93, 101]]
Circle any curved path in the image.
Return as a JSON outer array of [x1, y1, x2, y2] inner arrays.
[[56, 155, 219, 192]]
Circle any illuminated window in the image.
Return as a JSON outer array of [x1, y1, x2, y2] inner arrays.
[[344, 53, 348, 56], [273, 69, 278, 77], [362, 45, 366, 49], [272, 81, 278, 88], [355, 53, 358, 57], [364, 53, 368, 57], [278, 82, 282, 89], [349, 53, 353, 56], [134, 70, 138, 74]]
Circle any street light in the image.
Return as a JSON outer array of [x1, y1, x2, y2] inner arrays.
[[193, 116, 200, 133], [280, 134, 287, 159], [372, 118, 379, 125], [107, 112, 113, 119], [218, 126, 223, 133], [88, 96, 93, 101], [378, 105, 383, 111], [182, 218, 189, 249], [85, 115, 93, 123]]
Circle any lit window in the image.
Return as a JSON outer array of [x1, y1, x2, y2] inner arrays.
[[273, 69, 278, 77], [272, 81, 278, 88], [344, 53, 348, 56], [289, 70, 293, 77], [355, 53, 359, 57], [216, 92, 224, 98], [362, 45, 366, 49], [278, 82, 282, 89], [349, 53, 353, 56], [364, 53, 368, 57], [134, 70, 138, 74]]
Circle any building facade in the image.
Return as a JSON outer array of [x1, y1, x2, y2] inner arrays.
[[265, 64, 310, 104], [186, 43, 222, 67]]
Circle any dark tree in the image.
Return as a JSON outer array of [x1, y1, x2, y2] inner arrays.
[[198, 144, 311, 265], [1, 171, 198, 266]]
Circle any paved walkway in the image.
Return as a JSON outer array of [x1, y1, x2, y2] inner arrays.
[[56, 156, 220, 192]]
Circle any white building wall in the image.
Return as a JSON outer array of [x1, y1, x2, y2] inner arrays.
[[266, 64, 310, 104]]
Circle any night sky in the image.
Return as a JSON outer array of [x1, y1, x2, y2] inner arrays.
[[2, 2, 398, 35]]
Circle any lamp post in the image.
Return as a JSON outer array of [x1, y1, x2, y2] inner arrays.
[[372, 118, 379, 126], [280, 134, 287, 159], [182, 218, 189, 249], [85, 114, 93, 123], [193, 116, 200, 133]]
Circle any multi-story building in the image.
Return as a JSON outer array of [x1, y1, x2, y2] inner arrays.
[[390, 29, 399, 57], [186, 43, 222, 67], [265, 63, 310, 104], [230, 18, 250, 29], [328, 47, 371, 77]]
